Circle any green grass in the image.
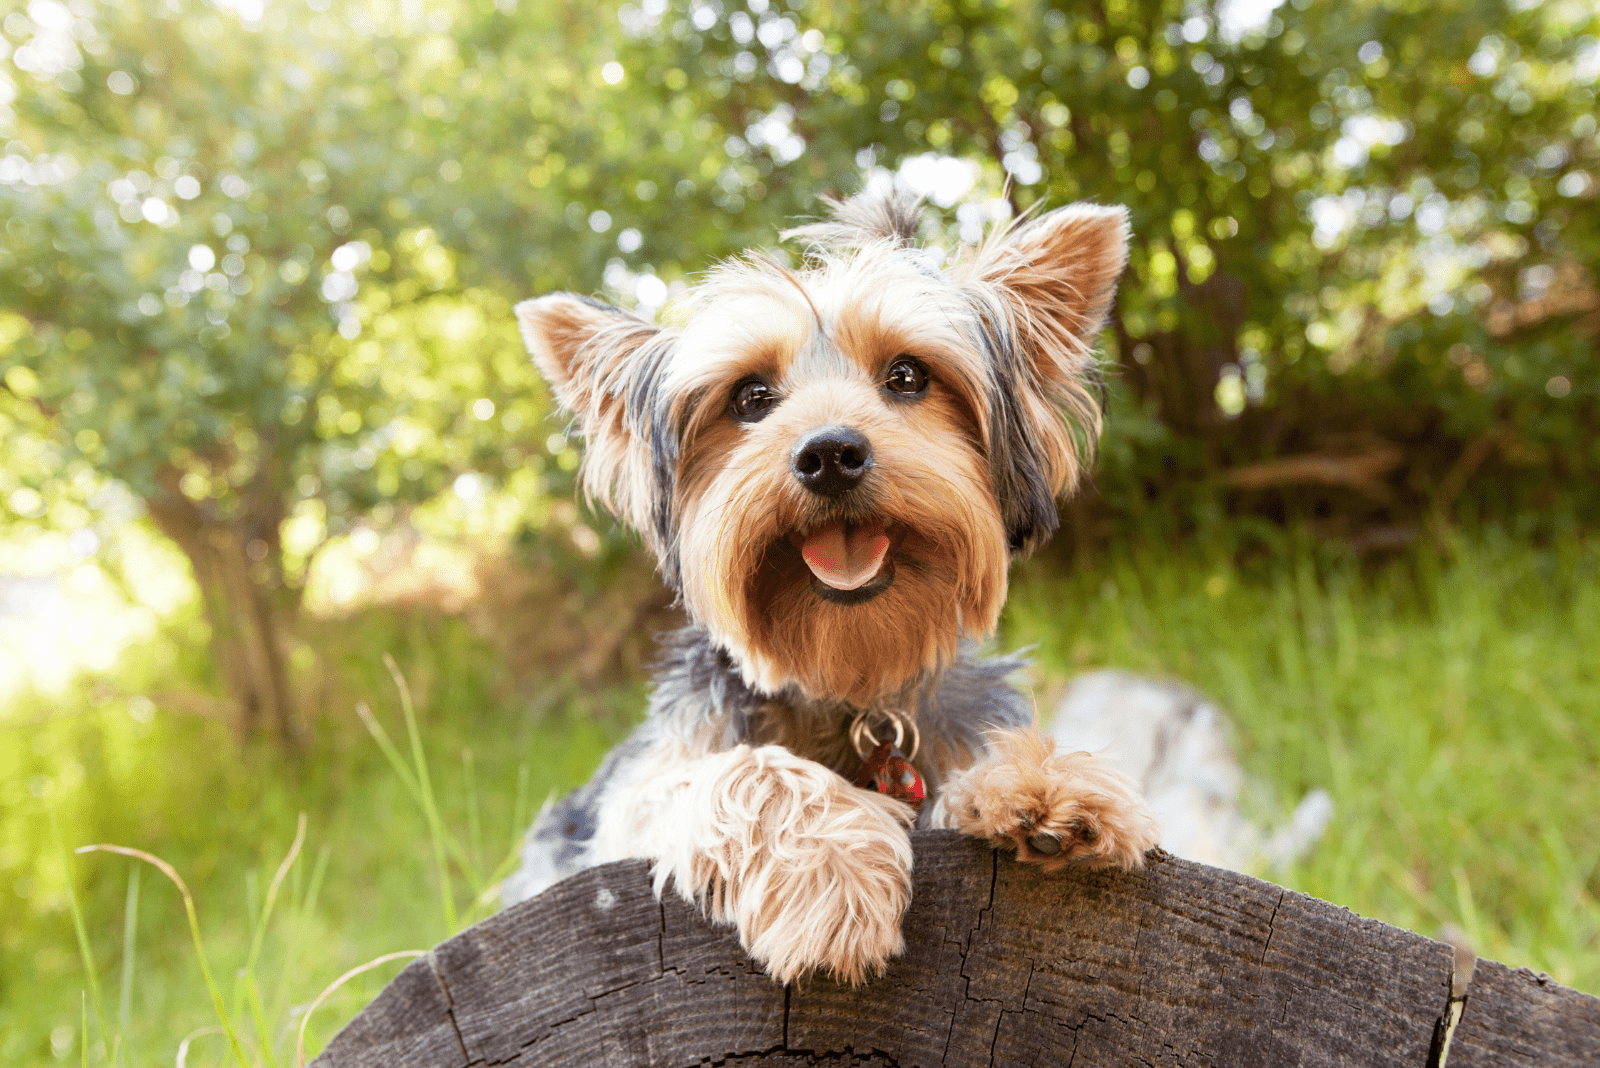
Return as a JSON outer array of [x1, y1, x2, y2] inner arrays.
[[1006, 525, 1600, 991], [3, 525, 1597, 1065], [1, 604, 638, 1066]]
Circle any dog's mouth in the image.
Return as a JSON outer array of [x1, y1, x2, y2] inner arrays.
[[786, 518, 906, 605]]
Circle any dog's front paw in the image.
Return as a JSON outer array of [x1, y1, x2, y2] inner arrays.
[[649, 745, 915, 986], [936, 727, 1158, 872], [737, 785, 914, 986]]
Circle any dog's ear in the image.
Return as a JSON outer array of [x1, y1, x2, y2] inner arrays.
[[960, 203, 1129, 555], [986, 203, 1129, 351], [515, 294, 678, 566]]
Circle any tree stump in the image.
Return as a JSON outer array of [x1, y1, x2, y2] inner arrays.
[[312, 830, 1599, 1067]]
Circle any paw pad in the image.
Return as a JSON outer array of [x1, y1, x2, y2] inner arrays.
[[1019, 817, 1099, 861], [1026, 832, 1061, 855]]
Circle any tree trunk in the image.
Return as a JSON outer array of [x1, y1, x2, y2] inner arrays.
[[145, 483, 302, 751], [310, 832, 1600, 1068]]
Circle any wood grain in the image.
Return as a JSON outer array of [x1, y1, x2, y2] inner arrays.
[[1448, 958, 1600, 1067], [313, 830, 1562, 1067]]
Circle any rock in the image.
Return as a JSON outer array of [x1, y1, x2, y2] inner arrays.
[[1048, 669, 1333, 873]]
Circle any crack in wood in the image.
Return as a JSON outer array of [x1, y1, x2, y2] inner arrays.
[[314, 833, 1596, 1068], [425, 952, 471, 1066], [1260, 888, 1285, 966], [1426, 993, 1466, 1068], [985, 1007, 1006, 1068]]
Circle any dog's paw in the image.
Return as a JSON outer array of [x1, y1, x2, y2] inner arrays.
[[647, 744, 915, 986], [738, 787, 914, 986], [936, 727, 1158, 872]]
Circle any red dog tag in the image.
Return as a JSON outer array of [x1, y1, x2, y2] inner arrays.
[[852, 740, 926, 813]]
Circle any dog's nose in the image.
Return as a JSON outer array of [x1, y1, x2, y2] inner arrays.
[[791, 426, 872, 497]]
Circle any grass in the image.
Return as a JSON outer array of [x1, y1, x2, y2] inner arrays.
[[1005, 524, 1600, 990], [2, 523, 1597, 1064], [1, 603, 638, 1066]]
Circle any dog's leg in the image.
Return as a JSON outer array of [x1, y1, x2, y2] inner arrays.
[[930, 726, 1158, 871], [593, 742, 916, 985]]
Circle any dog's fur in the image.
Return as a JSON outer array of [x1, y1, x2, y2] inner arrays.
[[507, 188, 1158, 985]]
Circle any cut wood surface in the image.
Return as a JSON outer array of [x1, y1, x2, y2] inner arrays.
[[1448, 958, 1600, 1067], [311, 830, 1596, 1067]]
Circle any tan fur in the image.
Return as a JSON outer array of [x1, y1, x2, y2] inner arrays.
[[592, 740, 915, 985], [514, 295, 675, 550], [950, 204, 1130, 503], [663, 249, 1025, 701], [676, 349, 1007, 702], [932, 726, 1159, 871], [515, 190, 1152, 988]]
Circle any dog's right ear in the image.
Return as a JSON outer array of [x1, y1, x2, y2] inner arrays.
[[515, 293, 653, 421], [515, 294, 676, 559]]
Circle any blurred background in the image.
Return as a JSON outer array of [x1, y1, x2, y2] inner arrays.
[[1, 0, 1597, 1061]]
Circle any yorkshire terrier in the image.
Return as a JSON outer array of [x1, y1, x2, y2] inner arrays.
[[504, 188, 1159, 986]]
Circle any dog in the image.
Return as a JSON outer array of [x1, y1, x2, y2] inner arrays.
[[503, 188, 1159, 986]]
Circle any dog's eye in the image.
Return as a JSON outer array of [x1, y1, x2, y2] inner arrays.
[[731, 378, 778, 421], [884, 358, 929, 396]]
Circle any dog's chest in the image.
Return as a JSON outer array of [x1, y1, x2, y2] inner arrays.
[[741, 699, 860, 776]]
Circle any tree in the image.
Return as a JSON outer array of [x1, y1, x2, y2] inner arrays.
[[3, 0, 1596, 741], [601, 0, 1598, 522], [0, 0, 555, 742]]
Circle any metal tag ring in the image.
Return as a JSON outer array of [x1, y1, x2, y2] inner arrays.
[[849, 710, 920, 762]]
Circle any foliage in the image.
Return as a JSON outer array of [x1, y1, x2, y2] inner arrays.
[[600, 0, 1600, 519], [2, 0, 1597, 733]]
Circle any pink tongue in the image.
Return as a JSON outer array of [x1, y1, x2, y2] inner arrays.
[[801, 520, 891, 591]]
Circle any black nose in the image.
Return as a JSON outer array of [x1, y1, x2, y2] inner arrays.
[[791, 426, 872, 497]]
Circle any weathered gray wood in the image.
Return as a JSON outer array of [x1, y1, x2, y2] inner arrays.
[[1449, 958, 1600, 1067], [313, 830, 1466, 1067], [313, 954, 465, 1065]]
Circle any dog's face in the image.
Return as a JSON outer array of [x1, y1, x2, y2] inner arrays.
[[517, 192, 1127, 704]]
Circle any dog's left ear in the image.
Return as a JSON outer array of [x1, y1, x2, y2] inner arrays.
[[962, 203, 1129, 555], [515, 294, 678, 568]]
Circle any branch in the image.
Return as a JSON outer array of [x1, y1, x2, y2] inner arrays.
[[1221, 439, 1404, 501]]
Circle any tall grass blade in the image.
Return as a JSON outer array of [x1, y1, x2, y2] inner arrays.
[[76, 844, 250, 1068], [238, 813, 306, 1068], [47, 803, 114, 1056], [118, 863, 139, 1068], [352, 701, 422, 801], [463, 747, 483, 886], [383, 653, 458, 932], [268, 845, 332, 1040], [355, 692, 481, 914], [175, 1026, 225, 1068]]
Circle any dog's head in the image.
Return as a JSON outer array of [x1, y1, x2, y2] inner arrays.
[[517, 190, 1127, 704]]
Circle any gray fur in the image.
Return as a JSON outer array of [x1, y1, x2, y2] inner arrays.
[[965, 293, 1068, 555], [503, 626, 1034, 905], [625, 332, 685, 591]]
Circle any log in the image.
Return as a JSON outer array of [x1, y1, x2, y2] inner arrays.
[[1448, 958, 1600, 1067], [311, 831, 1597, 1067]]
